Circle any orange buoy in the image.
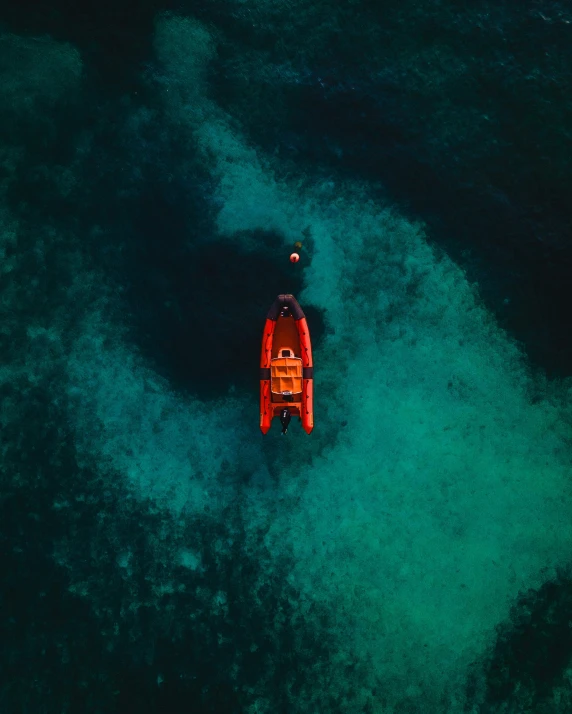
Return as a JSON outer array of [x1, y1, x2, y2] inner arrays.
[[290, 252, 300, 263], [294, 241, 302, 250]]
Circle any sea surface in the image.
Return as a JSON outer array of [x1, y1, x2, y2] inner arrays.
[[1, 1, 572, 712]]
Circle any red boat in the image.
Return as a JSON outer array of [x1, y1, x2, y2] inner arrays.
[[259, 294, 314, 434]]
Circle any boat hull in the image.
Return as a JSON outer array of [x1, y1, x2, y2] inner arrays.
[[260, 294, 314, 434]]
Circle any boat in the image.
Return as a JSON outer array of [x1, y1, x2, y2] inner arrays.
[[259, 294, 314, 434]]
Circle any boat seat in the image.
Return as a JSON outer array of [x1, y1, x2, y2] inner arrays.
[[271, 356, 303, 395]]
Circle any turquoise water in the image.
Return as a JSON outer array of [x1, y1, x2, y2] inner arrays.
[[1, 3, 572, 712]]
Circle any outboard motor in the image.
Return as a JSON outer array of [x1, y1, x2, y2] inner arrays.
[[279, 407, 291, 435]]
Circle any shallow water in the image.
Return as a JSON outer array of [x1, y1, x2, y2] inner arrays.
[[2, 3, 572, 713]]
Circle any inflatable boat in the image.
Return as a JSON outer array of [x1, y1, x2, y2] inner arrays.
[[260, 294, 314, 434]]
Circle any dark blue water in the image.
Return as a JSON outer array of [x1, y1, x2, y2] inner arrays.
[[2, 1, 572, 712]]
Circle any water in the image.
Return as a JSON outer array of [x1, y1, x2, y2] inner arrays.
[[1, 3, 572, 712]]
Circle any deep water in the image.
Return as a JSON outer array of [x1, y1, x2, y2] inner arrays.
[[1, 1, 572, 713]]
